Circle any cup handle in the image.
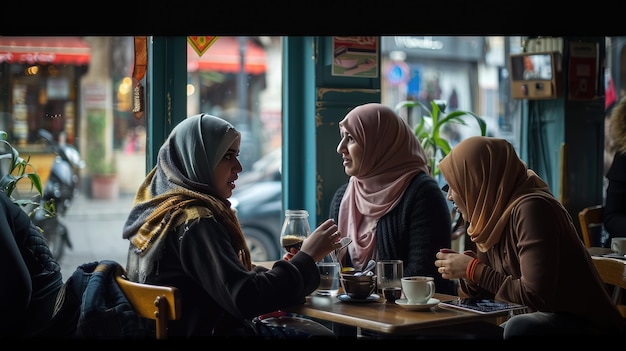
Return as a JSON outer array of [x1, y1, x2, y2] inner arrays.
[[612, 241, 619, 253], [427, 281, 435, 300]]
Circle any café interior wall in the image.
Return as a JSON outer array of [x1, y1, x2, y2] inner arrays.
[[519, 36, 606, 234]]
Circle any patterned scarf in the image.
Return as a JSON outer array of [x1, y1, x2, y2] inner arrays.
[[123, 114, 251, 282]]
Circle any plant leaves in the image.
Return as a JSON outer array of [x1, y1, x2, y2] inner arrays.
[[395, 99, 488, 177]]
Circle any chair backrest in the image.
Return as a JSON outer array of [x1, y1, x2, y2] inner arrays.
[[114, 267, 182, 339], [578, 205, 604, 248], [592, 257, 626, 318]]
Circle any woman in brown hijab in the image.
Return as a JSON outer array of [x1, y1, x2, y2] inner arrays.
[[434, 136, 625, 338]]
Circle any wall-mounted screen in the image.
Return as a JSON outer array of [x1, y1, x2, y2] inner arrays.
[[509, 52, 562, 99], [511, 53, 553, 80]]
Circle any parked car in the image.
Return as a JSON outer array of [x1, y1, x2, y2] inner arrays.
[[231, 180, 282, 261], [231, 149, 283, 261]]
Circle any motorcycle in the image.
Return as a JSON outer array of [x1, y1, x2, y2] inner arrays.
[[31, 129, 85, 262]]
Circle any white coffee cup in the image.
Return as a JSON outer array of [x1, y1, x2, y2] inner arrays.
[[401, 276, 435, 304], [611, 237, 626, 255]]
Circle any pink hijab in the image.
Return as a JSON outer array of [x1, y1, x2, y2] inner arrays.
[[337, 103, 429, 269]]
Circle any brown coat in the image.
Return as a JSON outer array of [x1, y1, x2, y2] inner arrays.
[[460, 196, 625, 333]]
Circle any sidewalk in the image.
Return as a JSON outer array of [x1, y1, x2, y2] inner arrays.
[[60, 192, 135, 281], [66, 192, 135, 219]]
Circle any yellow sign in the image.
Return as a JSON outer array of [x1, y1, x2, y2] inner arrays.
[[187, 36, 218, 57]]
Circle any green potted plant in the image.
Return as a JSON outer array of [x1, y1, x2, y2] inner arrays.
[[395, 99, 487, 177], [0, 130, 54, 216]]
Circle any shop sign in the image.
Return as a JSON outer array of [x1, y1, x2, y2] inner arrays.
[[381, 36, 484, 61], [0, 37, 91, 65]]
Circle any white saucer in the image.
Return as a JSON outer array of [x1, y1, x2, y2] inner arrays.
[[395, 298, 440, 311], [337, 293, 380, 303]]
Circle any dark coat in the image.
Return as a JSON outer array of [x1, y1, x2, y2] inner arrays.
[[142, 216, 320, 337], [329, 172, 456, 295], [459, 196, 626, 334], [0, 190, 63, 338]]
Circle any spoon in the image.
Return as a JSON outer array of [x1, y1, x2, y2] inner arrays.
[[337, 237, 352, 252], [354, 259, 376, 276], [330, 237, 352, 263]]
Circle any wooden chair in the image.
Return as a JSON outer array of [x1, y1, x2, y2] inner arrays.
[[114, 266, 182, 339], [578, 205, 604, 248], [592, 257, 626, 318]]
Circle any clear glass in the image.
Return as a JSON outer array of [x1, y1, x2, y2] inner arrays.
[[376, 259, 404, 293], [279, 209, 310, 253], [316, 261, 340, 297]]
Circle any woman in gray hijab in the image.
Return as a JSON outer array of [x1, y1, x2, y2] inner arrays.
[[123, 113, 340, 337]]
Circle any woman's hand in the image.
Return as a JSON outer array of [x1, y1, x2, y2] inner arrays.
[[282, 247, 299, 261], [435, 248, 475, 280], [299, 219, 342, 262]]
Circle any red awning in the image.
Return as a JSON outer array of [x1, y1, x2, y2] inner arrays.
[[187, 36, 267, 74], [0, 36, 91, 65]]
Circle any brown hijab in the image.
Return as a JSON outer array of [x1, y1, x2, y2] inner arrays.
[[438, 136, 553, 252]]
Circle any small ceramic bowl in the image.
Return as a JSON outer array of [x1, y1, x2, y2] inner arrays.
[[382, 287, 403, 303], [340, 277, 376, 299]]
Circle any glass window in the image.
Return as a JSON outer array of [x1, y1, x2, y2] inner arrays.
[[0, 35, 528, 272], [380, 36, 523, 151]]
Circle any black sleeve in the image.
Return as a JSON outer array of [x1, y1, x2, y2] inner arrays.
[[178, 217, 319, 319]]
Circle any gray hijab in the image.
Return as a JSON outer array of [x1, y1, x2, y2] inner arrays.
[[172, 113, 241, 190], [123, 113, 250, 281]]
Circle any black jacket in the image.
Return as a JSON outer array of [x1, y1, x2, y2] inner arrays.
[[329, 172, 456, 295], [0, 190, 63, 337], [139, 215, 320, 337]]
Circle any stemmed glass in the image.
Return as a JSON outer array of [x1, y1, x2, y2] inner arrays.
[[280, 210, 311, 255]]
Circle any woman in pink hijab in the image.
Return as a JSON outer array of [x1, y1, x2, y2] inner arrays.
[[329, 103, 455, 295]]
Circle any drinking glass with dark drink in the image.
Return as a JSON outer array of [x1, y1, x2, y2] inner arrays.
[[280, 210, 311, 259]]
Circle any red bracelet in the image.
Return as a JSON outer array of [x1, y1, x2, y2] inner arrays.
[[465, 258, 480, 282]]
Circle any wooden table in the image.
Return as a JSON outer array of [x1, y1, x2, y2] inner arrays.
[[285, 292, 509, 338], [588, 246, 614, 256]]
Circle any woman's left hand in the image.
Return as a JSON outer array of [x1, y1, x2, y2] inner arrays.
[[435, 249, 474, 280]]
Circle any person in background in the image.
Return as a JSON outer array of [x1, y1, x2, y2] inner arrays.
[[604, 95, 626, 245], [122, 113, 341, 337], [329, 103, 455, 295], [0, 190, 63, 338], [435, 136, 625, 338]]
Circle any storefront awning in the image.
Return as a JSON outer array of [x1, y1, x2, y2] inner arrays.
[[0, 36, 91, 65], [187, 36, 267, 74]]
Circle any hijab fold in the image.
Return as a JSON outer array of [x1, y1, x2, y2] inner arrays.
[[337, 103, 429, 269], [438, 136, 555, 252]]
